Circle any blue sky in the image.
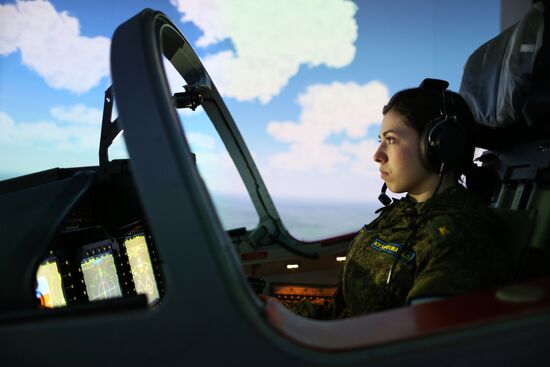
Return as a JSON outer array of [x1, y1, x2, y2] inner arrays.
[[0, 0, 500, 204]]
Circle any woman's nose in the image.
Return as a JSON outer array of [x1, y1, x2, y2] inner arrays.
[[373, 144, 387, 164]]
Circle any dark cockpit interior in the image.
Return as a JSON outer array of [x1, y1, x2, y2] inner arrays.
[[0, 160, 162, 315]]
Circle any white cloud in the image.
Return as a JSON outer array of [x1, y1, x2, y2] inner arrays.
[[263, 138, 384, 201], [269, 142, 350, 174], [50, 104, 102, 125], [170, 0, 228, 48], [187, 132, 216, 150], [266, 81, 389, 173], [0, 111, 16, 138], [0, 107, 101, 150], [0, 0, 110, 94], [170, 0, 357, 103], [340, 139, 381, 176], [268, 81, 389, 144], [261, 80, 391, 201]]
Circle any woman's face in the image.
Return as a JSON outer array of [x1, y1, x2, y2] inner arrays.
[[373, 111, 437, 199]]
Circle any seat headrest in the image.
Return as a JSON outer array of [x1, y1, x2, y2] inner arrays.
[[459, 2, 550, 148]]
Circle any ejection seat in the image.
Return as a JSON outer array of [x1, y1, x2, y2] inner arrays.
[[460, 0, 550, 281]]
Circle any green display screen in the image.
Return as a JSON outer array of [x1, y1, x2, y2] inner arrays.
[[81, 252, 122, 301], [125, 235, 159, 304]]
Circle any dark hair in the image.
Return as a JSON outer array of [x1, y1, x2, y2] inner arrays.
[[382, 86, 496, 202], [382, 88, 474, 132]]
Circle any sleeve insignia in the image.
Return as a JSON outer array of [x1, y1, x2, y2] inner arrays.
[[438, 226, 450, 236]]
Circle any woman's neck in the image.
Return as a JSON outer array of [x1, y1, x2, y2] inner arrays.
[[409, 173, 456, 203]]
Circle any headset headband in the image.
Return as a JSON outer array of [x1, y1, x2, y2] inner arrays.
[[419, 78, 449, 91]]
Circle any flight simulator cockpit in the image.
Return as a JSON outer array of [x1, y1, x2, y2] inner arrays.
[[1, 2, 550, 366]]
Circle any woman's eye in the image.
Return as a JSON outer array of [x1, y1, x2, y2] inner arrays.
[[378, 136, 396, 144]]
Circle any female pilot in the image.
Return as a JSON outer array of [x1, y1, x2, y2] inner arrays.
[[289, 79, 510, 319]]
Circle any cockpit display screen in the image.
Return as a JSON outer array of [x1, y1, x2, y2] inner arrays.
[[35, 259, 66, 308], [81, 251, 123, 301], [124, 235, 159, 304]]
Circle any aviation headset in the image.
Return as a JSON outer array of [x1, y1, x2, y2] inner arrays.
[[418, 78, 471, 174]]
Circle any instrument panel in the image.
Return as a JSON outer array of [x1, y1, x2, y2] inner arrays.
[[35, 226, 163, 309], [0, 163, 168, 311]]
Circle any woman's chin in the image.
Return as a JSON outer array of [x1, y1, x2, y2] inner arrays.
[[386, 183, 405, 194]]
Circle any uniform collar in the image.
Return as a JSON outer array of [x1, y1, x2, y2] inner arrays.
[[404, 185, 462, 213]]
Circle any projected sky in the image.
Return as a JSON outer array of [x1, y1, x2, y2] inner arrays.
[[0, 0, 500, 203]]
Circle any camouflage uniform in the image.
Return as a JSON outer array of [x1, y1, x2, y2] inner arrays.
[[289, 186, 510, 319]]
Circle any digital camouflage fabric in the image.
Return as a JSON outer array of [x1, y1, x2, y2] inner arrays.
[[288, 185, 511, 319]]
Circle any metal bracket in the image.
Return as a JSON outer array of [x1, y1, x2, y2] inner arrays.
[[99, 86, 122, 169]]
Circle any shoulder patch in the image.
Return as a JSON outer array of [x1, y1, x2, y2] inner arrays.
[[370, 238, 416, 263], [438, 226, 450, 236], [424, 214, 458, 241]]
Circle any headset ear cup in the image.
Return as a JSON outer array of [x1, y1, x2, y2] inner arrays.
[[422, 119, 471, 173], [420, 119, 442, 172]]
